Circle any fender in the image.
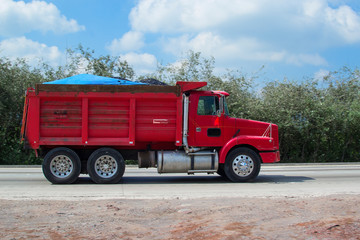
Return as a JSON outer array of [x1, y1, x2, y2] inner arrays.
[[218, 136, 277, 164]]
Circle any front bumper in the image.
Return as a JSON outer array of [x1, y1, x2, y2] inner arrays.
[[259, 151, 280, 163]]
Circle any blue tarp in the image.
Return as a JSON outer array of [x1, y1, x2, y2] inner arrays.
[[44, 74, 145, 85]]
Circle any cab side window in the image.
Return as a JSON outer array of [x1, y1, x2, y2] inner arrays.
[[197, 96, 219, 115]]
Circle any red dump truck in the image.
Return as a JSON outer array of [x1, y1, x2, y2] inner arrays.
[[21, 81, 280, 184]]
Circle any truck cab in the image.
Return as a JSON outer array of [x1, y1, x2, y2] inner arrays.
[[188, 91, 231, 147], [180, 89, 280, 182]]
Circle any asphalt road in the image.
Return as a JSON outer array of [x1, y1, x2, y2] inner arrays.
[[0, 163, 359, 200]]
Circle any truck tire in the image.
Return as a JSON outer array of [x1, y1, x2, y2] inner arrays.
[[87, 148, 125, 184], [217, 164, 226, 177], [42, 147, 81, 184], [224, 147, 261, 182]]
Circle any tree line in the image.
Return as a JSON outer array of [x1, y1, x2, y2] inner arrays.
[[0, 47, 359, 164]]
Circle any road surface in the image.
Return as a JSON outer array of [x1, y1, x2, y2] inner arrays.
[[0, 163, 359, 200]]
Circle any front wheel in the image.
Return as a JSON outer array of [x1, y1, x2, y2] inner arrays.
[[217, 164, 226, 177], [87, 148, 125, 184], [224, 147, 261, 182]]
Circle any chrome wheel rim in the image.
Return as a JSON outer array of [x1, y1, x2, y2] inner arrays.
[[232, 155, 254, 177], [50, 155, 73, 178], [94, 155, 118, 178]]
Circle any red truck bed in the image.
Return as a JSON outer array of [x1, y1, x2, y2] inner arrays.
[[22, 83, 194, 150]]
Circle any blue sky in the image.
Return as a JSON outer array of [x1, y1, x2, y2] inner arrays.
[[0, 0, 359, 82]]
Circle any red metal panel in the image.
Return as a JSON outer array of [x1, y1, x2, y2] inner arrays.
[[32, 96, 40, 148], [24, 93, 40, 149], [129, 98, 136, 145], [260, 151, 280, 163], [175, 97, 183, 146], [86, 138, 131, 146], [39, 137, 81, 146], [36, 91, 179, 100], [20, 91, 31, 142], [135, 98, 177, 142], [25, 86, 182, 148], [35, 84, 180, 96], [187, 92, 224, 147], [39, 98, 82, 138], [82, 98, 88, 144], [88, 98, 130, 139], [176, 81, 207, 92]]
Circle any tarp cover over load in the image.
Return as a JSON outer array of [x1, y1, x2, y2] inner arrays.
[[44, 74, 145, 85]]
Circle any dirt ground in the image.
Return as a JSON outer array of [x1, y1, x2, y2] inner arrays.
[[0, 195, 359, 240]]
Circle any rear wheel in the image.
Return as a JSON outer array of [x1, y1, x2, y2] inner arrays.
[[87, 148, 125, 184], [42, 147, 81, 184], [224, 147, 261, 182]]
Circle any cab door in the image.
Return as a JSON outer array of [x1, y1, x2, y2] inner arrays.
[[188, 93, 224, 147]]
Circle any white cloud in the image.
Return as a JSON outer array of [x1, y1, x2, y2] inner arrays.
[[130, 0, 258, 33], [164, 32, 286, 63], [130, 0, 360, 44], [0, 37, 63, 66], [129, 0, 360, 41], [0, 0, 85, 36], [164, 32, 328, 66], [300, 0, 360, 43], [107, 31, 144, 54], [120, 52, 157, 75], [129, 0, 360, 68], [286, 53, 328, 66], [303, 0, 324, 17], [314, 69, 330, 81], [325, 5, 360, 43]]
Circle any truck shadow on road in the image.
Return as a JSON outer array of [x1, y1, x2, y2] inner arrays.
[[76, 175, 314, 184]]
